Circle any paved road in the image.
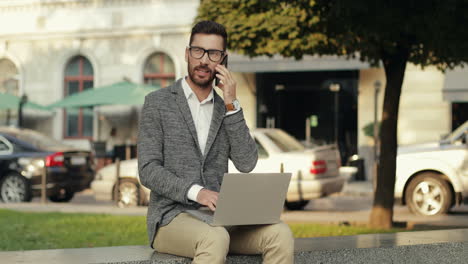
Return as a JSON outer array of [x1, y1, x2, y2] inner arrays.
[[1, 187, 466, 229], [286, 195, 468, 229]]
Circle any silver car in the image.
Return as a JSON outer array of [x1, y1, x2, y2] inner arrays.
[[91, 129, 345, 209], [395, 121, 468, 216]]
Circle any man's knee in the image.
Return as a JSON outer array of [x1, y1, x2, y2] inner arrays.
[[198, 227, 230, 252], [265, 222, 294, 250]]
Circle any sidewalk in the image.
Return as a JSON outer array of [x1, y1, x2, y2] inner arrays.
[[0, 181, 374, 216], [0, 202, 147, 215], [341, 180, 374, 196]]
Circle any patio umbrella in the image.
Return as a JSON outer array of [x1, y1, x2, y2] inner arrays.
[[47, 81, 160, 109], [0, 92, 50, 111]]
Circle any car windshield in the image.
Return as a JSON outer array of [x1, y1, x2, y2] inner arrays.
[[264, 130, 305, 152], [448, 120, 468, 142], [6, 129, 71, 151]]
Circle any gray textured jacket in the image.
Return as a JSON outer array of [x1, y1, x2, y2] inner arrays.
[[137, 79, 258, 248]]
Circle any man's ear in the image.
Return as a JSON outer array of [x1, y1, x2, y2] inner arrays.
[[185, 48, 189, 63]]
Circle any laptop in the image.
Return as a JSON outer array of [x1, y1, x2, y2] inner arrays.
[[186, 173, 292, 226]]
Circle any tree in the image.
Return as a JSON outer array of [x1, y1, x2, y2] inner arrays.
[[197, 0, 468, 228]]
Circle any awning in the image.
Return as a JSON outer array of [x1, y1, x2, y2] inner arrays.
[[443, 68, 468, 102], [228, 53, 371, 73], [0, 92, 50, 111], [47, 81, 160, 109]]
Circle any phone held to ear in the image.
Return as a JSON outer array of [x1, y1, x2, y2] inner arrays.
[[215, 55, 228, 86]]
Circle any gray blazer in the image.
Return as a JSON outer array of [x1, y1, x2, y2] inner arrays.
[[137, 79, 258, 248]]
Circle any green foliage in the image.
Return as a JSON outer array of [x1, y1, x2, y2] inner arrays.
[[362, 121, 381, 138], [197, 0, 327, 59], [0, 209, 408, 251], [197, 0, 468, 69], [288, 222, 403, 238]]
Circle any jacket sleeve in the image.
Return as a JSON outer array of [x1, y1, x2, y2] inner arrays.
[[224, 109, 258, 172], [137, 95, 196, 205]]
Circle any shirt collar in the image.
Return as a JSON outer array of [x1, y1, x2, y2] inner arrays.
[[182, 77, 214, 104]]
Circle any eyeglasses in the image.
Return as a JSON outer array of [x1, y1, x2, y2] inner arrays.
[[188, 46, 225, 62]]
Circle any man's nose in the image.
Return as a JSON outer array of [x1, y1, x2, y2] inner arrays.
[[199, 52, 210, 64]]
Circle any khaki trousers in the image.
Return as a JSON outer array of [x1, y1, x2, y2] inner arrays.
[[153, 213, 294, 264]]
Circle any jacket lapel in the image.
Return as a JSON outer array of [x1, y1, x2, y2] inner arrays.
[[171, 79, 203, 158], [203, 92, 226, 157]]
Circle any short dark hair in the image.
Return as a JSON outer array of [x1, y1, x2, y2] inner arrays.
[[190, 20, 227, 51]]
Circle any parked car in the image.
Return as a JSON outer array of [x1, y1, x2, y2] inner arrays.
[[0, 127, 94, 203], [92, 158, 144, 208], [91, 128, 346, 209], [395, 120, 468, 216], [230, 129, 345, 209]]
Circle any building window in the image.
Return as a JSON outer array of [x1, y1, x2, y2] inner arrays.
[[64, 56, 94, 138], [0, 59, 19, 95], [143, 52, 175, 88], [452, 103, 468, 131]]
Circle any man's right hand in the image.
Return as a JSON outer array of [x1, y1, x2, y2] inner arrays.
[[196, 189, 218, 211]]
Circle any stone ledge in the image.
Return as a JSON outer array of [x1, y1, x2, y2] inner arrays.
[[2, 229, 468, 264]]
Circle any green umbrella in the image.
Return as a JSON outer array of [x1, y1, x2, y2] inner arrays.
[[0, 92, 50, 111], [47, 81, 160, 109]]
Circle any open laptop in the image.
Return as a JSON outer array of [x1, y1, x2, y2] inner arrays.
[[186, 173, 292, 226]]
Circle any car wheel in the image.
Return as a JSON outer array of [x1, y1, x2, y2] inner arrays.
[[0, 173, 32, 203], [116, 179, 140, 208], [285, 200, 309, 210], [49, 189, 75, 202], [405, 172, 452, 216]]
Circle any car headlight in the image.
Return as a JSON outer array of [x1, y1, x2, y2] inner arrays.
[[32, 159, 45, 168], [19, 158, 45, 178]]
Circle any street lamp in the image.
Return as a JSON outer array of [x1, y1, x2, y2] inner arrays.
[[373, 80, 381, 164], [329, 83, 341, 144], [18, 94, 28, 128], [373, 80, 382, 187]]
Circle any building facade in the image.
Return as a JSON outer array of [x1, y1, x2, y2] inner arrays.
[[0, 0, 199, 149]]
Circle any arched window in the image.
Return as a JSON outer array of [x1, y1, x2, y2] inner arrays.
[[64, 56, 94, 138], [143, 52, 175, 88], [0, 58, 19, 95]]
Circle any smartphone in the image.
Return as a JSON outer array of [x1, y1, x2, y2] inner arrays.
[[215, 55, 228, 86]]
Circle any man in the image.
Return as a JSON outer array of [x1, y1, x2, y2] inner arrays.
[[138, 20, 294, 263], [105, 127, 121, 163]]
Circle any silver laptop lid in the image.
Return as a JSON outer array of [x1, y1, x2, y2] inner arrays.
[[213, 173, 292, 226]]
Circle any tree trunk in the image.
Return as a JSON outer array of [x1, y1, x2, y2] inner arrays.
[[369, 47, 409, 228]]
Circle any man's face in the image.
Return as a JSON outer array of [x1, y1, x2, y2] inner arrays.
[[186, 33, 225, 88]]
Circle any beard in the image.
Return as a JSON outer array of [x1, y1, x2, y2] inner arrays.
[[187, 61, 215, 89]]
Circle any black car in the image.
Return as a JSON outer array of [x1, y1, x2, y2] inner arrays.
[[0, 127, 94, 203]]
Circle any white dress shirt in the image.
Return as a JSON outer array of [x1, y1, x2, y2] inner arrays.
[[181, 77, 240, 202], [182, 78, 214, 157]]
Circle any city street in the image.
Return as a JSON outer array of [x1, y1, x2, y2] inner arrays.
[[286, 195, 468, 229], [0, 185, 462, 230]]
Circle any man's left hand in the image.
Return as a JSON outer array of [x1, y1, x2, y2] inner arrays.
[[215, 64, 236, 104]]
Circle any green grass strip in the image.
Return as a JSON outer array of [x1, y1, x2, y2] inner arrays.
[[0, 209, 405, 251]]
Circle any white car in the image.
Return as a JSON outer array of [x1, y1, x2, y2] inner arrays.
[[395, 121, 468, 216], [231, 129, 345, 210], [91, 128, 346, 209]]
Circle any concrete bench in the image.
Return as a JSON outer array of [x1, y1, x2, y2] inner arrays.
[[2, 229, 467, 264]]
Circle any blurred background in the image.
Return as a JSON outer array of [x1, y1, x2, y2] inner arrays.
[[0, 0, 466, 183]]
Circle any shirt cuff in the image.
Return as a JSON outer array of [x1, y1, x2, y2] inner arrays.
[[187, 184, 204, 202], [226, 108, 241, 116]]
